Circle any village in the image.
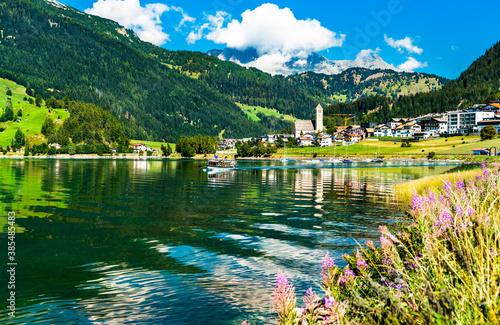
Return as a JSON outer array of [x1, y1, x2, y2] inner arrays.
[[217, 101, 500, 155]]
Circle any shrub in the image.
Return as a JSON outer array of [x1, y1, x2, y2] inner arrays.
[[47, 146, 57, 155], [428, 151, 436, 159], [481, 125, 497, 140]]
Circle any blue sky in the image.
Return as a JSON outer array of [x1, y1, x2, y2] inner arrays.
[[55, 0, 500, 79]]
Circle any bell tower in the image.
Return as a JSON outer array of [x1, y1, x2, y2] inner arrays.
[[315, 104, 323, 132]]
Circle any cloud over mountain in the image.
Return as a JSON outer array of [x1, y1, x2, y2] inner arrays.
[[397, 57, 428, 72], [190, 3, 345, 72], [85, 0, 194, 46]]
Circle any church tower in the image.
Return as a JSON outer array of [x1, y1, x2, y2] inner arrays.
[[315, 104, 323, 132]]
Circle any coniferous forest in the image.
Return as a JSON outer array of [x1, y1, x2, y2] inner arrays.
[[0, 0, 498, 142]]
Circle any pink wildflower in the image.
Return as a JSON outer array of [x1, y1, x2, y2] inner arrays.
[[442, 181, 453, 191], [272, 269, 296, 322], [356, 251, 368, 271], [345, 267, 354, 279], [325, 296, 335, 308], [411, 193, 424, 211], [321, 252, 335, 269]]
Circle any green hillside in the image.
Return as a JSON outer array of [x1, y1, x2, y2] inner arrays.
[[286, 68, 448, 103], [0, 0, 268, 142], [0, 78, 69, 147], [0, 0, 455, 142], [325, 40, 500, 122]]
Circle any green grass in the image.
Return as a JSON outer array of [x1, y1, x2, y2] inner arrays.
[[276, 136, 498, 157], [129, 140, 175, 151], [0, 78, 70, 147], [237, 103, 298, 122]]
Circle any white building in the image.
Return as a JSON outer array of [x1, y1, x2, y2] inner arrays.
[[318, 134, 332, 147], [420, 118, 447, 135], [448, 110, 495, 134], [133, 143, 152, 153], [297, 135, 314, 146], [374, 124, 393, 137]]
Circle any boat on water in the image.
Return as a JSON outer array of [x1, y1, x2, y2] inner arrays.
[[371, 158, 384, 163], [329, 143, 342, 163], [308, 158, 324, 164], [280, 145, 293, 163], [342, 159, 353, 164], [206, 158, 236, 172]]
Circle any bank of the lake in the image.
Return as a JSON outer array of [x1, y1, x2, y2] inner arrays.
[[270, 163, 500, 324]]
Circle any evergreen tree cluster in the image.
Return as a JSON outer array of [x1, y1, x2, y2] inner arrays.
[[235, 140, 278, 157], [36, 100, 129, 154], [175, 136, 218, 157], [0, 0, 267, 142]]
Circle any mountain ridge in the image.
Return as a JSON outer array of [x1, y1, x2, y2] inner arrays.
[[0, 0, 456, 141], [207, 47, 397, 76]]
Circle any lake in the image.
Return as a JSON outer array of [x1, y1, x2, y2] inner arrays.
[[0, 159, 457, 324]]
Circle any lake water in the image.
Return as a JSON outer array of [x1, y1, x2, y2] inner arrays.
[[0, 159, 457, 324]]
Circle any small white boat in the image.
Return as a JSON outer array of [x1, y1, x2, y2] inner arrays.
[[206, 158, 236, 172], [329, 158, 342, 163]]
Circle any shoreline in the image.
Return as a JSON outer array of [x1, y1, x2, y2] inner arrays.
[[0, 154, 464, 163]]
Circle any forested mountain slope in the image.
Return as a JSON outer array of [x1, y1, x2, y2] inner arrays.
[[0, 0, 268, 141], [0, 0, 454, 141], [325, 41, 500, 123]]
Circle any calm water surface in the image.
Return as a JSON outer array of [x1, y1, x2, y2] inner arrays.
[[0, 159, 457, 324]]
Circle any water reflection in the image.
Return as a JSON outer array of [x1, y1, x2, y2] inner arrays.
[[0, 159, 457, 324]]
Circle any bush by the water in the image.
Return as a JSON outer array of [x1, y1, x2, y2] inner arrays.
[[265, 163, 500, 324]]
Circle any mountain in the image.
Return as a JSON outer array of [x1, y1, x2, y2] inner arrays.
[[287, 68, 448, 103], [207, 47, 396, 76], [0, 0, 271, 141], [324, 40, 500, 123], [0, 0, 450, 142]]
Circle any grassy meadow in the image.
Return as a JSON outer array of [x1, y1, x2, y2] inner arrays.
[[0, 78, 70, 148], [238, 103, 298, 122], [276, 136, 500, 158]]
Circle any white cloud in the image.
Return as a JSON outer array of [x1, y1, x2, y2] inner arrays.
[[188, 3, 344, 72], [397, 57, 428, 72], [355, 48, 380, 62], [187, 11, 229, 44], [85, 0, 194, 46], [384, 35, 423, 55], [293, 59, 308, 67], [451, 45, 459, 51], [245, 53, 293, 73], [206, 4, 344, 55]]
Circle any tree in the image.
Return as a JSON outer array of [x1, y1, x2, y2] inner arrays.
[[13, 129, 25, 149], [6, 89, 12, 96], [0, 103, 14, 122], [161, 144, 172, 156], [17, 109, 22, 117], [276, 137, 284, 148], [35, 94, 43, 107], [41, 117, 56, 136], [181, 144, 196, 157], [481, 125, 497, 140]]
